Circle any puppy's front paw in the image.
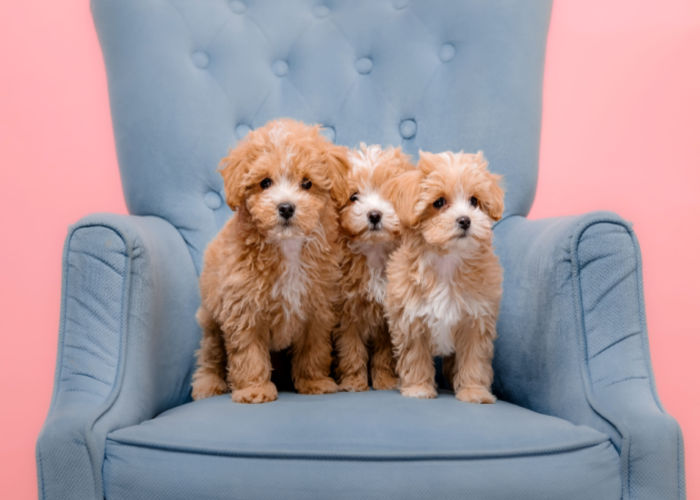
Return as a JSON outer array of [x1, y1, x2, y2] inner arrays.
[[455, 386, 496, 404], [296, 377, 339, 395], [232, 382, 278, 404], [191, 372, 228, 400], [371, 370, 398, 391], [400, 383, 437, 399], [339, 375, 369, 392]]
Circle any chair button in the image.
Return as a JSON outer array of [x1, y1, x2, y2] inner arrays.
[[320, 126, 336, 142], [355, 57, 373, 75], [392, 0, 410, 10], [204, 191, 223, 210], [235, 123, 252, 138], [272, 60, 289, 77], [192, 51, 209, 69], [439, 43, 456, 62], [399, 119, 417, 139]]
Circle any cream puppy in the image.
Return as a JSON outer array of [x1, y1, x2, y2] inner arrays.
[[385, 151, 504, 402], [333, 144, 413, 391]]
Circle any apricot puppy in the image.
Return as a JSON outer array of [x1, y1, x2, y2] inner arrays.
[[334, 144, 413, 391], [385, 151, 504, 402], [191, 119, 349, 403]]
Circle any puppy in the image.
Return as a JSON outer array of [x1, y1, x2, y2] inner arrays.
[[334, 144, 413, 391], [385, 151, 504, 402], [191, 119, 349, 403]]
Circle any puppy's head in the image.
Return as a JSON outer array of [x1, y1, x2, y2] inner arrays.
[[339, 144, 412, 244], [219, 119, 350, 240], [389, 151, 503, 253]]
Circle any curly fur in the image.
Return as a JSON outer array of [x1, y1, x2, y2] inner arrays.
[[385, 150, 504, 403], [333, 145, 413, 391], [191, 119, 349, 403]]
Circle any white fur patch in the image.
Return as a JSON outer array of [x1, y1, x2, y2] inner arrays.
[[348, 241, 392, 304], [364, 244, 390, 304], [418, 278, 461, 356], [437, 151, 457, 166], [360, 190, 395, 219], [345, 187, 401, 237], [366, 268, 387, 305], [268, 123, 298, 171], [349, 143, 383, 174], [269, 122, 289, 148], [408, 251, 491, 356], [437, 151, 483, 171], [281, 146, 298, 171], [267, 178, 300, 206], [271, 237, 307, 320]]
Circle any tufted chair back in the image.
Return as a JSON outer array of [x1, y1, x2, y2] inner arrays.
[[92, 0, 552, 271]]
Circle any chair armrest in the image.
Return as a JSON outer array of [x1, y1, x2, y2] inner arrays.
[[36, 213, 201, 500], [493, 212, 684, 500]]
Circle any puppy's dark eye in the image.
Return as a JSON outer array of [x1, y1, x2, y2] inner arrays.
[[470, 196, 478, 207], [433, 197, 446, 209], [260, 178, 272, 190], [301, 178, 312, 190], [349, 192, 359, 203]]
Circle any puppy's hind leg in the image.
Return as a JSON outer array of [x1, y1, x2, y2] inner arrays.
[[191, 307, 229, 400]]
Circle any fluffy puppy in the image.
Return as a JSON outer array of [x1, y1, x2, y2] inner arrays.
[[191, 119, 349, 404], [385, 151, 504, 402], [334, 144, 413, 391]]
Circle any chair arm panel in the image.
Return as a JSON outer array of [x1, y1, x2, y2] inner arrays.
[[493, 212, 684, 500], [36, 213, 201, 499]]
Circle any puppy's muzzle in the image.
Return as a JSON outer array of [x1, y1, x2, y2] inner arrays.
[[278, 202, 296, 221], [456, 216, 471, 236], [368, 210, 382, 231]]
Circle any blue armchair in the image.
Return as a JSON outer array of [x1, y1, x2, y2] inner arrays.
[[36, 1, 685, 499]]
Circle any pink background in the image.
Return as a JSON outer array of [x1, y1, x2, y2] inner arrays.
[[1, 1, 698, 497]]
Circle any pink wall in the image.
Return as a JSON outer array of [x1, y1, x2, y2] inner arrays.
[[533, 3, 700, 496], [1, 1, 697, 498]]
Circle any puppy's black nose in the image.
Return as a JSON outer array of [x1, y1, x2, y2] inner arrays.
[[368, 211, 382, 226], [457, 216, 471, 230], [278, 203, 295, 220]]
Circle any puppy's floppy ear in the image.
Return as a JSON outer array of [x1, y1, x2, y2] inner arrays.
[[324, 144, 352, 208], [385, 168, 423, 227], [483, 172, 504, 221], [218, 137, 260, 210], [474, 152, 505, 221]]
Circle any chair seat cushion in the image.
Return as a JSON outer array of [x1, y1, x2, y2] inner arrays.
[[104, 391, 620, 500]]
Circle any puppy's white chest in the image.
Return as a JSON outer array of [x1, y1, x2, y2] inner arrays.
[[413, 252, 464, 356], [271, 238, 308, 320], [366, 269, 386, 305], [417, 281, 461, 356], [362, 244, 390, 305]]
